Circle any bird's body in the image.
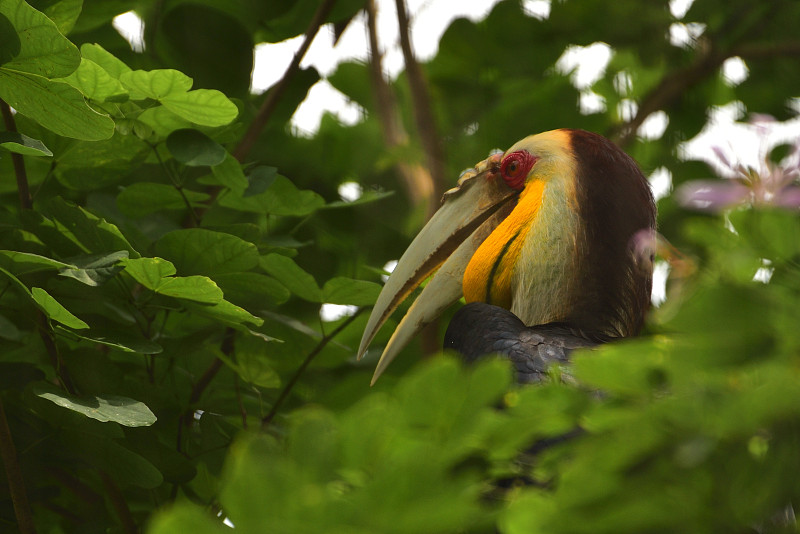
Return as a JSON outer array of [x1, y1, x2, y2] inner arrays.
[[358, 129, 656, 383]]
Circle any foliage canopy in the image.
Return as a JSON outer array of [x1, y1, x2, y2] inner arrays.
[[0, 0, 799, 533]]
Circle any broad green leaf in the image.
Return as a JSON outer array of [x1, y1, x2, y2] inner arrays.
[[0, 131, 52, 156], [137, 105, 193, 136], [58, 250, 128, 286], [216, 337, 280, 388], [322, 277, 381, 306], [62, 431, 163, 488], [35, 386, 157, 426], [260, 253, 321, 302], [41, 0, 83, 35], [121, 257, 223, 304], [79, 43, 131, 79], [210, 152, 248, 192], [214, 272, 290, 307], [56, 57, 128, 102], [0, 250, 75, 273], [46, 198, 139, 257], [0, 71, 114, 140], [154, 228, 260, 276], [160, 89, 239, 127], [156, 276, 224, 304], [56, 325, 163, 354], [220, 175, 325, 216], [0, 14, 20, 66], [0, 0, 79, 77], [31, 287, 89, 329], [185, 299, 264, 327], [166, 128, 226, 166], [122, 257, 176, 286], [117, 183, 210, 217], [54, 131, 150, 190], [244, 165, 277, 196], [119, 69, 193, 99]]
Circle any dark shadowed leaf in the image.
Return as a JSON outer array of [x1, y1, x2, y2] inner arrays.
[[31, 287, 88, 329], [166, 128, 227, 167]]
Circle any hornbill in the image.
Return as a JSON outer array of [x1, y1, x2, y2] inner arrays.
[[358, 129, 656, 384]]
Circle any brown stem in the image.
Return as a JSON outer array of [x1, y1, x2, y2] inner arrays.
[[365, 0, 435, 208], [1, 99, 32, 211], [233, 0, 337, 162], [262, 310, 363, 428], [176, 328, 234, 452], [0, 397, 37, 534], [49, 467, 103, 506], [393, 0, 446, 217], [99, 470, 136, 534]]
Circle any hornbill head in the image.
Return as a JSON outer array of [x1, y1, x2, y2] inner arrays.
[[358, 129, 656, 384]]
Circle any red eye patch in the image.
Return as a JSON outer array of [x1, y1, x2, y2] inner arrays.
[[500, 150, 538, 190]]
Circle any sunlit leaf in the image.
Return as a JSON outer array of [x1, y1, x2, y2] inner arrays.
[[0, 131, 52, 156], [36, 385, 157, 426], [154, 228, 260, 276], [119, 68, 193, 100], [31, 287, 88, 329], [0, 71, 114, 140], [160, 89, 239, 126], [0, 0, 79, 78], [56, 58, 128, 102]]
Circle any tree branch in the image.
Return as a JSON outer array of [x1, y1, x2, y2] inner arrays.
[[233, 0, 337, 162], [1, 100, 32, 211], [262, 310, 363, 428], [365, 0, 435, 209], [0, 397, 37, 534], [393, 0, 446, 217], [99, 470, 136, 534]]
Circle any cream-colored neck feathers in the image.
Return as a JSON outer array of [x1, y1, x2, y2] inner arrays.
[[463, 129, 582, 326]]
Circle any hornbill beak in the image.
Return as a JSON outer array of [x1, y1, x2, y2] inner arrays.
[[357, 152, 517, 384]]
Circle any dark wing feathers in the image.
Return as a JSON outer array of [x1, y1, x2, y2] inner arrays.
[[443, 302, 596, 383]]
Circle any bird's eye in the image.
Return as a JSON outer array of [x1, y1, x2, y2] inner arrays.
[[500, 150, 537, 190]]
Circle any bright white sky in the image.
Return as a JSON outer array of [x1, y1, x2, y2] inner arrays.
[[113, 0, 799, 312]]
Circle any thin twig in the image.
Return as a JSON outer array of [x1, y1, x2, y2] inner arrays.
[[99, 470, 136, 534], [262, 310, 363, 429], [0, 397, 37, 534], [0, 99, 32, 211], [233, 0, 337, 162], [393, 0, 446, 217], [37, 314, 75, 395]]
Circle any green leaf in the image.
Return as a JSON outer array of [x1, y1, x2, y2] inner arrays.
[[35, 385, 157, 426], [0, 71, 114, 140], [322, 277, 381, 306], [40, 0, 83, 35], [31, 287, 88, 329], [0, 0, 80, 78], [121, 257, 224, 304], [185, 299, 264, 327], [79, 43, 131, 79], [220, 175, 325, 216], [160, 89, 239, 127], [136, 105, 193, 136], [56, 57, 128, 102], [46, 198, 139, 257], [214, 272, 290, 307], [0, 250, 74, 274], [119, 69, 193, 99], [210, 152, 248, 192], [244, 166, 277, 196], [58, 250, 129, 286], [260, 254, 321, 302], [0, 131, 52, 156], [62, 430, 163, 488], [154, 228, 260, 276], [323, 189, 395, 209], [166, 128, 226, 166], [56, 325, 163, 354], [117, 183, 210, 217]]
